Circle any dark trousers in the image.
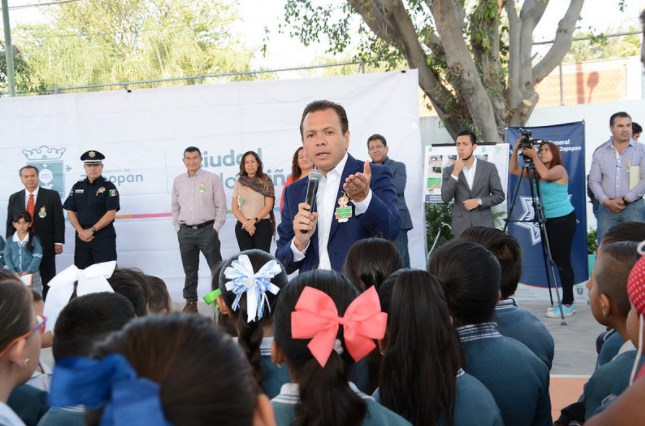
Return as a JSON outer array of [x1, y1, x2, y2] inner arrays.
[[545, 210, 577, 305], [39, 254, 56, 300], [178, 225, 222, 301], [74, 227, 117, 269], [235, 219, 272, 252], [394, 230, 410, 268]]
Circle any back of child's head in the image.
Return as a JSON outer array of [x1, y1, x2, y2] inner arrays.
[[107, 268, 150, 316], [594, 241, 641, 320], [52, 292, 136, 361], [601, 221, 645, 248], [146, 275, 171, 314], [428, 239, 501, 326], [60, 313, 260, 426], [377, 268, 460, 425], [273, 269, 386, 426], [460, 227, 522, 299], [342, 237, 403, 291], [626, 243, 645, 383], [0, 277, 33, 355], [216, 249, 288, 384]]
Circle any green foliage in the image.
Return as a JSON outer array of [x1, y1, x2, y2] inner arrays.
[[0, 42, 45, 92], [565, 29, 641, 62], [12, 0, 254, 92], [587, 228, 598, 255], [425, 203, 453, 255]]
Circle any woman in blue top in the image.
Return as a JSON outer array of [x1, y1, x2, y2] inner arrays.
[[510, 141, 577, 317], [4, 212, 44, 295]]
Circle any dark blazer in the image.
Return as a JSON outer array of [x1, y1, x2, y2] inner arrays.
[[6, 187, 65, 257], [441, 159, 505, 236], [381, 157, 413, 230], [276, 154, 401, 274]]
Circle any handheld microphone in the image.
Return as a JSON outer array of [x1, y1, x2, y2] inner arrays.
[[300, 169, 322, 234], [304, 169, 322, 213]]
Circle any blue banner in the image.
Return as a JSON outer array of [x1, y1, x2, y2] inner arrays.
[[505, 122, 588, 291]]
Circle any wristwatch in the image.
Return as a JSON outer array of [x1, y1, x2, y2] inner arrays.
[[622, 196, 631, 205], [90, 226, 97, 233], [254, 217, 260, 223]]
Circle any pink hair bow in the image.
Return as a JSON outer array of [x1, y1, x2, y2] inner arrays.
[[291, 286, 387, 367]]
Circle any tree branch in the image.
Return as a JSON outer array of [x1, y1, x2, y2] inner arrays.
[[532, 0, 584, 82]]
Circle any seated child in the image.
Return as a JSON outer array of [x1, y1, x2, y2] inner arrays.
[[342, 237, 403, 292], [376, 269, 502, 425], [556, 241, 644, 424], [25, 290, 53, 393], [107, 268, 150, 316], [271, 269, 411, 425], [49, 313, 275, 426], [38, 292, 136, 426], [428, 240, 552, 426], [594, 221, 645, 368], [215, 249, 290, 399], [146, 275, 172, 314], [460, 226, 554, 369]]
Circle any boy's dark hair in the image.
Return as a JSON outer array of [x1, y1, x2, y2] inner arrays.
[[378, 269, 460, 425], [460, 227, 522, 299], [595, 241, 641, 319], [89, 313, 258, 426], [52, 292, 135, 360], [146, 276, 171, 314], [633, 122, 642, 135], [273, 269, 367, 426], [216, 249, 288, 385], [0, 279, 32, 355], [107, 268, 150, 316], [343, 237, 403, 292], [601, 221, 645, 247], [428, 240, 501, 326]]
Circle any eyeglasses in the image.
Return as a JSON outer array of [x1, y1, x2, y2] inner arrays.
[[368, 145, 385, 152], [0, 314, 47, 358]]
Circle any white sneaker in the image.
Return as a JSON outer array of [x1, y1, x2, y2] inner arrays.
[[545, 304, 575, 318]]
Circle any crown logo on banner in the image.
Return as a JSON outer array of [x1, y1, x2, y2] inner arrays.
[[22, 145, 67, 160]]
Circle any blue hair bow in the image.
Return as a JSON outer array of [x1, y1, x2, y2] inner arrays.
[[224, 254, 282, 323], [50, 354, 171, 426]]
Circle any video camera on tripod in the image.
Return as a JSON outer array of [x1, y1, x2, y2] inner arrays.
[[518, 129, 548, 164]]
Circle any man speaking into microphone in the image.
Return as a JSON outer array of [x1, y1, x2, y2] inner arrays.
[[276, 100, 401, 273], [440, 129, 505, 236]]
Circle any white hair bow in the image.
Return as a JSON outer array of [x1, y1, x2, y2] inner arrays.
[[224, 255, 282, 323], [43, 261, 116, 332]]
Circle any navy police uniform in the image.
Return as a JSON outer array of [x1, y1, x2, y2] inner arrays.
[[63, 150, 120, 268]]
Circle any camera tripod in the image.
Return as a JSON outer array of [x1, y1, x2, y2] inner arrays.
[[505, 156, 568, 324]]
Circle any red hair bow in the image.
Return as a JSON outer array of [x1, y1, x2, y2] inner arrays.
[[291, 286, 387, 367]]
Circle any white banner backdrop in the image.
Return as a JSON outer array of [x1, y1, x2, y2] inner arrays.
[[0, 70, 424, 300]]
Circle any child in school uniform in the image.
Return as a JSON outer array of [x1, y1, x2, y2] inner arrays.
[[271, 269, 411, 426], [215, 249, 290, 399], [49, 313, 276, 426], [557, 241, 645, 424], [376, 269, 502, 426], [4, 212, 43, 295], [429, 240, 552, 426], [593, 221, 645, 368], [587, 240, 645, 425], [0, 235, 5, 268], [460, 227, 555, 369]]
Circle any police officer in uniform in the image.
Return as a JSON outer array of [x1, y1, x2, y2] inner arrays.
[[64, 150, 120, 268]]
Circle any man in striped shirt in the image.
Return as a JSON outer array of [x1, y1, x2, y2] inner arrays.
[[589, 111, 645, 241]]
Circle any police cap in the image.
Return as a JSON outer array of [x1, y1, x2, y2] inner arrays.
[[80, 150, 105, 164]]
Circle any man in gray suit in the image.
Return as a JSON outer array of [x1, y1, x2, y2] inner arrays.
[[441, 129, 505, 236], [368, 134, 413, 266]]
